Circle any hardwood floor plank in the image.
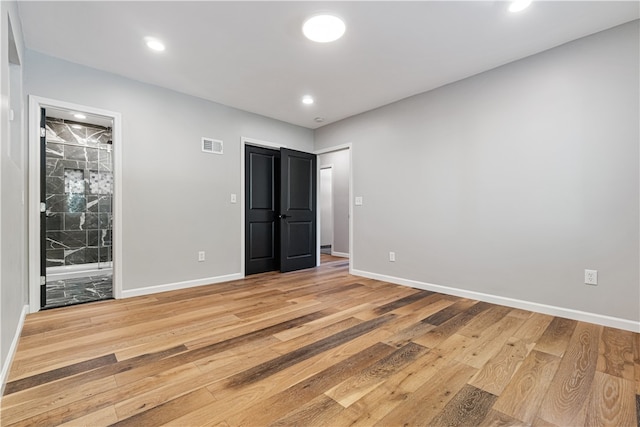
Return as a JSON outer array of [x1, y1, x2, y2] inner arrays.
[[9, 309, 233, 379], [457, 305, 512, 338], [225, 342, 397, 426], [538, 322, 601, 426], [315, 282, 365, 297], [57, 405, 119, 427], [183, 304, 332, 350], [428, 384, 498, 427], [454, 313, 525, 369], [114, 310, 330, 386], [1, 375, 118, 426], [507, 308, 534, 319], [19, 316, 92, 338], [111, 387, 216, 426], [597, 326, 635, 380], [382, 317, 436, 348], [584, 371, 636, 427], [272, 302, 372, 342], [269, 317, 363, 355], [391, 292, 454, 315], [531, 416, 561, 427], [226, 314, 395, 388], [478, 409, 529, 427], [413, 300, 492, 348], [174, 331, 396, 426], [421, 298, 477, 326], [111, 315, 240, 361], [534, 316, 577, 357], [169, 338, 394, 427], [469, 337, 531, 395], [1, 345, 186, 415], [113, 362, 204, 420], [14, 303, 225, 356], [270, 394, 344, 427], [372, 290, 434, 315], [325, 341, 428, 407], [233, 299, 297, 320], [329, 346, 462, 426], [374, 360, 477, 426], [351, 290, 423, 321], [492, 350, 561, 424], [512, 312, 554, 345], [193, 340, 282, 374], [3, 353, 117, 395]]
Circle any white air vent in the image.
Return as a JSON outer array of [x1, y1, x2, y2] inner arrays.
[[202, 137, 223, 154]]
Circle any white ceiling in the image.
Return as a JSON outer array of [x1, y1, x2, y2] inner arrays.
[[17, 1, 639, 129]]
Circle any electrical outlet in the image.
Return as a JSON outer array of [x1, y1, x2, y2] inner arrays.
[[198, 251, 205, 262], [389, 251, 396, 262], [584, 269, 597, 285]]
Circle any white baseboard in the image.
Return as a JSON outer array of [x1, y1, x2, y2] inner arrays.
[[122, 273, 243, 298], [331, 251, 350, 258], [351, 269, 640, 333], [1, 304, 29, 399]]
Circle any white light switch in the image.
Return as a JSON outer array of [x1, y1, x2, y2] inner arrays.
[[231, 193, 237, 203], [355, 196, 363, 206]]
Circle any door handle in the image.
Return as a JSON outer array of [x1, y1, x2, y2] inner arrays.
[[279, 214, 289, 219]]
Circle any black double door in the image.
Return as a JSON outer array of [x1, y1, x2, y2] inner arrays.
[[245, 145, 317, 275]]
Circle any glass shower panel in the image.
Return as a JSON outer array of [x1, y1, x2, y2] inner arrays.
[[89, 126, 113, 270]]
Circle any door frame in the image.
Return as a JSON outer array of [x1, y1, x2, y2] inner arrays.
[[314, 143, 353, 273], [240, 137, 286, 277], [28, 96, 123, 313]]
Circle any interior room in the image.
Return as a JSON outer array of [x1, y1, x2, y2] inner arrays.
[[0, 1, 638, 425]]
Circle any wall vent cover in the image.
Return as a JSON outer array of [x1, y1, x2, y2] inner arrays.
[[202, 137, 223, 154]]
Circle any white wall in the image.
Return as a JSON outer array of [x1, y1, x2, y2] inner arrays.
[[319, 167, 333, 247], [315, 21, 640, 328], [318, 149, 350, 256], [24, 51, 313, 294], [0, 0, 27, 392]]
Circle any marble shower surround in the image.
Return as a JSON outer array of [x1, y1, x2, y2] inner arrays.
[[45, 118, 113, 268], [44, 274, 113, 308]]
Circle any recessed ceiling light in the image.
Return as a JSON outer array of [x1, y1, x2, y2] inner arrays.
[[509, 0, 532, 13], [314, 117, 325, 123], [145, 37, 165, 52], [73, 113, 86, 119], [303, 14, 346, 43], [302, 95, 314, 105]]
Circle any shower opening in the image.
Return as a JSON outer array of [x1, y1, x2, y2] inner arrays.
[[42, 108, 114, 308]]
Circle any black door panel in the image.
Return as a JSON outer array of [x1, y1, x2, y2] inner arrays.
[[280, 148, 317, 273], [245, 146, 280, 275]]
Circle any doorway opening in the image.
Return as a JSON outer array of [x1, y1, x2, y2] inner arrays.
[[41, 109, 114, 308], [316, 146, 351, 266], [320, 166, 333, 256], [243, 140, 317, 276], [29, 97, 122, 312]]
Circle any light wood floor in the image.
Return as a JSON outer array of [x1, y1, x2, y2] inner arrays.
[[2, 260, 638, 426]]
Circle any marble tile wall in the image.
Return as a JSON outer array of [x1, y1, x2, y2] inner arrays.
[[45, 119, 114, 268]]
